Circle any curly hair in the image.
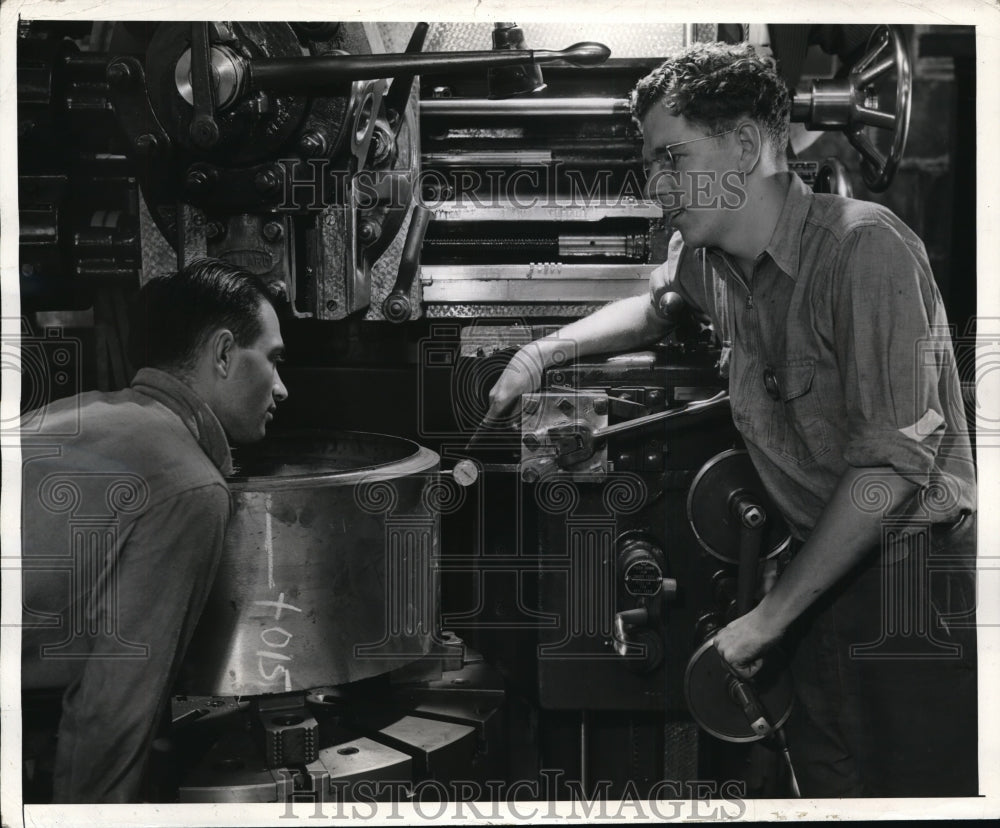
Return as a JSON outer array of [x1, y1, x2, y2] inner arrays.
[[631, 41, 791, 158]]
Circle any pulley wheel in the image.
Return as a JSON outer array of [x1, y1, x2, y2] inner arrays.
[[687, 449, 790, 564], [684, 638, 794, 743]]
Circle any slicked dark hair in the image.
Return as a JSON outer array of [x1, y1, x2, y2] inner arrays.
[[631, 41, 791, 160], [129, 258, 281, 374]]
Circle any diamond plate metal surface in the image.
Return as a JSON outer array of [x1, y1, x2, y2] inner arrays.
[[138, 193, 178, 284], [424, 22, 687, 59], [367, 83, 423, 321], [424, 303, 613, 318]]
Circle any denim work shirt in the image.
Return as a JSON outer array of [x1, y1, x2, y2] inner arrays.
[[659, 172, 976, 540]]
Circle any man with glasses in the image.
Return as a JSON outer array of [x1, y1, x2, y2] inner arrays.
[[486, 41, 976, 798]]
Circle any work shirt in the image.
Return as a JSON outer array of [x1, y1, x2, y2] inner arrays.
[[658, 172, 976, 540], [21, 367, 233, 802]]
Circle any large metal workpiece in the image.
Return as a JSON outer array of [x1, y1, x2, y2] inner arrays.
[[165, 431, 505, 802]]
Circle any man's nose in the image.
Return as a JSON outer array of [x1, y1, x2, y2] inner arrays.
[[273, 371, 289, 402]]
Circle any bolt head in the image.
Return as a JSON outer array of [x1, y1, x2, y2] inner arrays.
[[298, 130, 328, 157], [185, 170, 209, 191], [593, 398, 608, 416], [521, 397, 540, 415], [134, 133, 158, 155], [262, 221, 284, 243], [107, 61, 131, 86], [358, 220, 379, 243], [254, 169, 280, 194]]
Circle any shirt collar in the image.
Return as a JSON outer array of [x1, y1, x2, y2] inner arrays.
[[131, 367, 234, 476], [705, 171, 811, 282], [760, 171, 812, 281]]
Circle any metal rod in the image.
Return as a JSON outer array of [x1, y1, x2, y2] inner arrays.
[[580, 710, 589, 796], [421, 97, 631, 117], [250, 43, 609, 91]]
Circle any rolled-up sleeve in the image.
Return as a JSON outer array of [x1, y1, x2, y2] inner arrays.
[[833, 223, 947, 484]]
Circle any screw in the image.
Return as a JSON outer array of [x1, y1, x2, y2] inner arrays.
[[550, 372, 565, 385], [298, 130, 328, 157], [20, 263, 35, 278], [262, 221, 284, 243], [106, 61, 131, 86], [254, 168, 280, 195], [206, 221, 225, 241], [185, 169, 209, 192], [522, 433, 540, 451], [325, 300, 338, 312], [134, 133, 158, 155], [521, 466, 540, 483]]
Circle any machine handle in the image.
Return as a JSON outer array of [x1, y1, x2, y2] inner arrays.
[[597, 390, 728, 439], [382, 23, 430, 142], [726, 674, 772, 737], [548, 391, 728, 468], [382, 204, 433, 322], [249, 42, 611, 92], [188, 22, 220, 149]]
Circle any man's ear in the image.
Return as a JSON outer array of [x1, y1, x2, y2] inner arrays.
[[736, 122, 763, 174], [209, 328, 236, 378]]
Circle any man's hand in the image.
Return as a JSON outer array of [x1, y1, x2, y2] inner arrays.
[[712, 606, 784, 678], [485, 342, 548, 422]]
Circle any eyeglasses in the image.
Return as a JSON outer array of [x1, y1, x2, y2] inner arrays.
[[644, 127, 739, 174]]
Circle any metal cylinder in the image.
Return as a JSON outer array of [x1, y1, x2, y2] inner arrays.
[[178, 431, 441, 695]]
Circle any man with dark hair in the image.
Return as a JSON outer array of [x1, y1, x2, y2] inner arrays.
[[488, 42, 977, 797], [21, 258, 288, 802]]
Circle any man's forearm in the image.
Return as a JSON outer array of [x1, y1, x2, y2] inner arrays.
[[713, 465, 921, 673], [529, 293, 671, 371], [757, 465, 920, 634]]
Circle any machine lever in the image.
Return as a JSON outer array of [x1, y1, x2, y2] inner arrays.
[[383, 204, 432, 322], [548, 390, 728, 468], [188, 22, 220, 149], [382, 23, 430, 141]]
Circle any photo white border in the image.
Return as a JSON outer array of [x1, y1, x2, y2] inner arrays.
[[2, 0, 998, 824]]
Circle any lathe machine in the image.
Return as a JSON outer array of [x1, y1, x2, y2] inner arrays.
[[15, 18, 952, 804]]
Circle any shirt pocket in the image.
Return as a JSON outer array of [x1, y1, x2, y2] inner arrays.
[[766, 360, 831, 465]]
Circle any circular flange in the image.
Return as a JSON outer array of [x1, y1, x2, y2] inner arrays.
[[687, 449, 790, 564], [683, 638, 794, 743]]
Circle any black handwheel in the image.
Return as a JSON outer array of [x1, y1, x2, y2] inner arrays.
[[846, 25, 912, 193]]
